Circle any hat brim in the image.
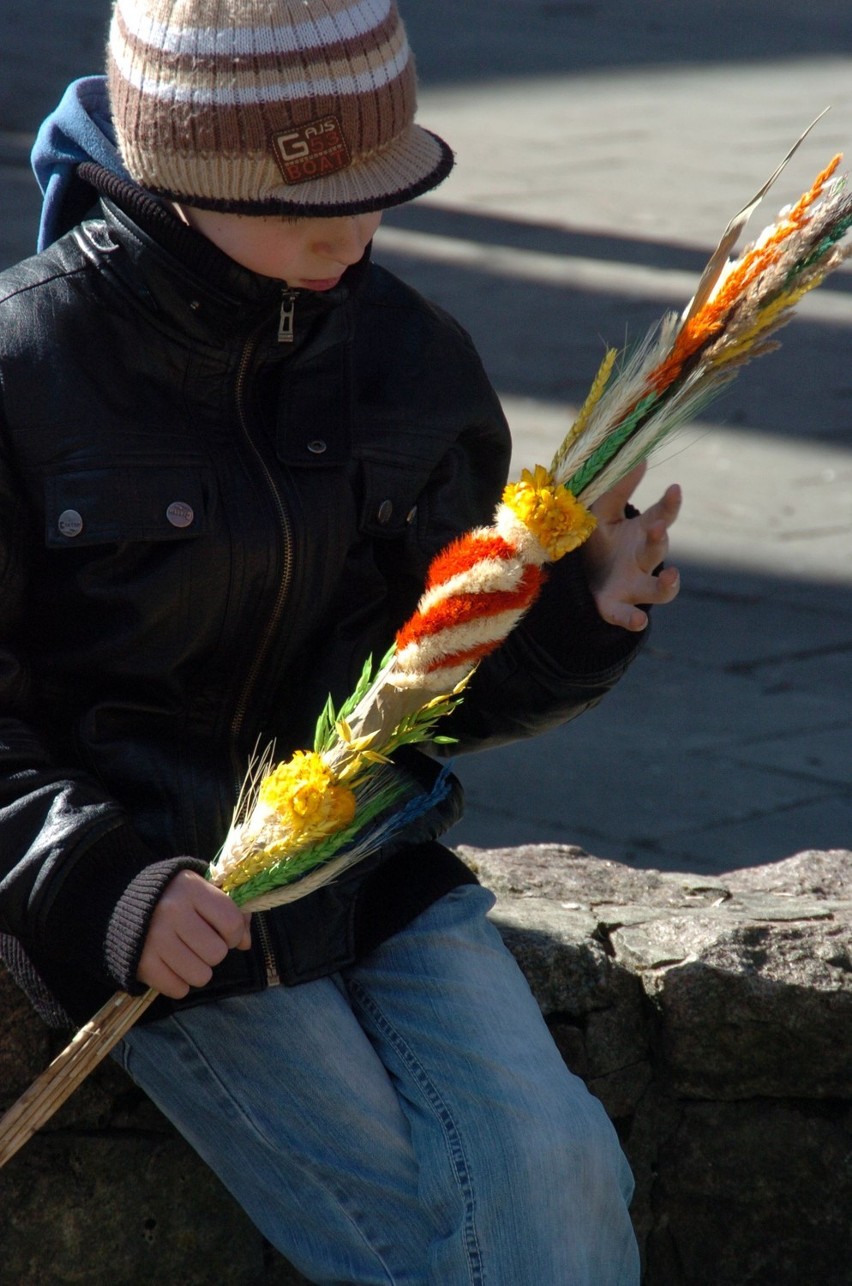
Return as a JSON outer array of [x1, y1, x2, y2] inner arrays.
[[144, 125, 454, 217]]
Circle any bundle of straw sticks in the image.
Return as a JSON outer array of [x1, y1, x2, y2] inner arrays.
[[2, 117, 851, 1168]]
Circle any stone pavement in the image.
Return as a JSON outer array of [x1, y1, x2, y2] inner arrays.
[[1, 0, 851, 875]]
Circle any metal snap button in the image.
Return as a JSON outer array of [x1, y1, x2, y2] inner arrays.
[[166, 501, 194, 528], [307, 439, 327, 455], [58, 509, 83, 538], [377, 499, 393, 525]]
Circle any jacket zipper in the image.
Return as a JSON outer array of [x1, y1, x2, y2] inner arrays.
[[230, 315, 296, 986], [278, 289, 297, 343], [253, 909, 281, 987]]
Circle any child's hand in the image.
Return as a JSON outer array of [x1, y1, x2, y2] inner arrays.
[[137, 869, 252, 998], [582, 461, 682, 632]]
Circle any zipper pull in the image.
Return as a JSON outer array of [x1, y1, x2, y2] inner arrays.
[[278, 289, 297, 343], [254, 912, 281, 987]]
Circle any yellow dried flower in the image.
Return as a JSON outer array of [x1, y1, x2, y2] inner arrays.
[[502, 465, 597, 560], [258, 750, 356, 837]]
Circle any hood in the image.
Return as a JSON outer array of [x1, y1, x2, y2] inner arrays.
[[31, 75, 129, 252]]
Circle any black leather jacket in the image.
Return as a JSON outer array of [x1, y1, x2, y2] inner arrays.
[[0, 170, 643, 1026]]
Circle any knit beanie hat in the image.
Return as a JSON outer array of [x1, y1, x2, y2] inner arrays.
[[106, 0, 454, 215]]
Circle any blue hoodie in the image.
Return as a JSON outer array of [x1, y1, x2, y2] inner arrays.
[[31, 75, 129, 252]]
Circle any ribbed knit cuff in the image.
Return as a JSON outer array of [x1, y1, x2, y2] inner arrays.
[[105, 854, 210, 994], [37, 824, 206, 1011]]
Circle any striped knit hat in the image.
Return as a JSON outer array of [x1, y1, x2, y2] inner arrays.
[[107, 0, 453, 215]]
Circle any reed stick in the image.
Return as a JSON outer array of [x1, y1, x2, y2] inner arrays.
[[0, 986, 157, 1168]]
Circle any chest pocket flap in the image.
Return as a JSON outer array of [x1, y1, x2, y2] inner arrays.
[[44, 466, 212, 548], [357, 451, 428, 539]]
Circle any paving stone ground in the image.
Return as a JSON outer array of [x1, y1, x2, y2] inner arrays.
[[1, 0, 850, 873]]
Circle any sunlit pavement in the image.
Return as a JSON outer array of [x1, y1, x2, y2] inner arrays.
[[2, 1, 851, 872]]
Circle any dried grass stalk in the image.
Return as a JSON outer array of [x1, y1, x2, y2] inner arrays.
[[0, 987, 157, 1168]]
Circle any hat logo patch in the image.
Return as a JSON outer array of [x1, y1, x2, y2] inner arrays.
[[271, 117, 351, 185]]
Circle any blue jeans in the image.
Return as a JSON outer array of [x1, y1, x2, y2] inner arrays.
[[116, 884, 639, 1285]]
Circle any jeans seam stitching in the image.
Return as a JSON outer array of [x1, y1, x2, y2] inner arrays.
[[348, 977, 484, 1286]]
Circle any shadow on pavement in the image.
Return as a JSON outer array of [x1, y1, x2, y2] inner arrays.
[[449, 557, 852, 874], [377, 211, 852, 448], [3, 0, 852, 136]]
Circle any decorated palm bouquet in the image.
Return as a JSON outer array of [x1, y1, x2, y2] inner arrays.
[[2, 127, 852, 1167]]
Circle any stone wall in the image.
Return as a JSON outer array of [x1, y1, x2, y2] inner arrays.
[[467, 844, 852, 1286], [1, 846, 850, 1285]]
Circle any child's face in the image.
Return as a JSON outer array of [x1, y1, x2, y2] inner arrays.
[[178, 207, 383, 289]]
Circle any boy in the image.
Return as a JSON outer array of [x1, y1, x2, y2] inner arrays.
[[0, 0, 680, 1280]]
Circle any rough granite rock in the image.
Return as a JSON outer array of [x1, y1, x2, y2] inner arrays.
[[463, 843, 852, 1286], [1, 845, 850, 1285]]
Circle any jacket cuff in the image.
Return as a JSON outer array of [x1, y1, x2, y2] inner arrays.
[[38, 824, 206, 996], [520, 549, 646, 676], [106, 854, 210, 993]]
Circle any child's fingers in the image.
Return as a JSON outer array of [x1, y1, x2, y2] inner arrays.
[[655, 564, 681, 599], [594, 559, 681, 631], [641, 483, 682, 533], [634, 562, 680, 612], [168, 869, 249, 952], [163, 937, 217, 989], [139, 958, 193, 999], [595, 593, 649, 631], [237, 914, 252, 951], [637, 486, 682, 571], [589, 461, 648, 521], [196, 887, 252, 952], [138, 872, 253, 995], [137, 936, 207, 997]]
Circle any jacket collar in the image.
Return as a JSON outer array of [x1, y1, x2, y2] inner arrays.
[[76, 161, 370, 346]]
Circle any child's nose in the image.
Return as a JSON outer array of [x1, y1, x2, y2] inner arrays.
[[315, 216, 375, 263]]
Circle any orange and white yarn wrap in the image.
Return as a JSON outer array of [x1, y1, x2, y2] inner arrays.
[[390, 466, 597, 694]]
